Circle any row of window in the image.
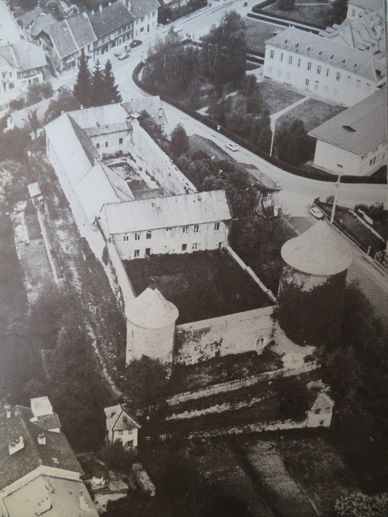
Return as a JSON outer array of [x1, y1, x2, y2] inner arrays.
[[96, 138, 123, 149], [123, 223, 221, 242], [269, 48, 359, 69], [132, 242, 204, 257], [135, 11, 156, 24]]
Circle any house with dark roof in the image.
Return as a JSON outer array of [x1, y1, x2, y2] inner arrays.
[[0, 41, 46, 95], [308, 89, 387, 176], [263, 26, 383, 106], [0, 397, 98, 517], [104, 404, 140, 449]]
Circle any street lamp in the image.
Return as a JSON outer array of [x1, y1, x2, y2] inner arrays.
[[330, 174, 341, 224], [269, 117, 276, 157]]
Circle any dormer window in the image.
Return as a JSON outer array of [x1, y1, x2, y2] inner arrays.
[[343, 125, 356, 132], [341, 58, 346, 64], [306, 46, 311, 52], [318, 50, 322, 56], [329, 54, 334, 60], [283, 38, 288, 44], [295, 42, 299, 48], [353, 62, 358, 69]]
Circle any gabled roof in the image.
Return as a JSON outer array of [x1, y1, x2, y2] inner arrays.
[[43, 20, 78, 59], [122, 96, 168, 126], [69, 103, 129, 129], [67, 115, 100, 166], [9, 97, 52, 130], [125, 287, 179, 328], [308, 89, 386, 155], [66, 13, 97, 49], [311, 392, 334, 411], [281, 221, 352, 276], [104, 404, 140, 431], [30, 13, 56, 38], [130, 0, 160, 19], [265, 27, 377, 81], [17, 6, 44, 27], [88, 2, 134, 38], [0, 404, 82, 490], [0, 41, 46, 72], [102, 190, 232, 235]]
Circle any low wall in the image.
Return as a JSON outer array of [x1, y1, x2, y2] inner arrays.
[[174, 306, 275, 366]]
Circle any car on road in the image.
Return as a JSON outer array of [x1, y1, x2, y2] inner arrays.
[[130, 39, 143, 48], [225, 142, 239, 152], [172, 25, 183, 33], [309, 206, 324, 219], [117, 52, 130, 60]]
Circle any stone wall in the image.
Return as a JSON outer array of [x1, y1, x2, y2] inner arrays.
[[174, 306, 275, 366]]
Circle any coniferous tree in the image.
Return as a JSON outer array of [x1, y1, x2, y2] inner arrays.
[[91, 59, 106, 106], [73, 50, 92, 108], [102, 60, 122, 104]]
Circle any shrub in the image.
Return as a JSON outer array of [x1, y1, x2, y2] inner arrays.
[[277, 0, 295, 10], [99, 441, 137, 470]]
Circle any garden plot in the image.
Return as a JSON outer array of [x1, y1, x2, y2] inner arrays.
[[257, 81, 305, 115], [277, 98, 345, 133], [262, 2, 330, 27]]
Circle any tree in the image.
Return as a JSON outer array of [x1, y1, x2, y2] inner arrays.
[[45, 88, 81, 123], [277, 0, 295, 10], [91, 59, 106, 106], [327, 0, 348, 24], [26, 82, 54, 106], [73, 50, 92, 107], [170, 123, 189, 157], [275, 119, 314, 166], [99, 441, 136, 470], [27, 109, 40, 138], [102, 60, 122, 104], [335, 492, 388, 517], [124, 356, 170, 406], [277, 377, 311, 421]]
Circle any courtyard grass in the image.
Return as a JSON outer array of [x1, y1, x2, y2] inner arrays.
[[277, 98, 345, 132], [257, 81, 305, 115], [263, 3, 330, 27], [124, 250, 273, 325], [244, 18, 285, 55]]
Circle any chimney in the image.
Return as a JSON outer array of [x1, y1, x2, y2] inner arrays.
[[127, 0, 131, 11], [99, 4, 102, 11], [5, 405, 11, 419], [8, 436, 24, 456], [79, 491, 89, 511], [91, 9, 94, 14], [37, 433, 46, 446], [36, 497, 52, 516]]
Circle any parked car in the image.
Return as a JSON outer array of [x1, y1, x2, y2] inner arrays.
[[130, 40, 143, 48], [172, 25, 183, 33], [225, 142, 239, 152], [117, 52, 130, 60], [309, 206, 324, 219], [114, 51, 121, 57]]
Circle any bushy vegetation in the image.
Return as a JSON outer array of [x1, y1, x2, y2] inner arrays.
[[335, 492, 388, 517], [123, 356, 171, 407], [275, 119, 315, 166], [99, 441, 137, 470]]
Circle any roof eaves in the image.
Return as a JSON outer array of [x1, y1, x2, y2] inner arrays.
[[65, 18, 80, 52]]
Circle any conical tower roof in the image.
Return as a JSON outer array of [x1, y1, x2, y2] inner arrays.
[[281, 221, 352, 276], [125, 287, 179, 329]]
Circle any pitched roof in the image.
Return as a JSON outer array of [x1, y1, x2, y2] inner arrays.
[[88, 2, 134, 38], [281, 221, 352, 276], [348, 0, 384, 13], [125, 287, 179, 328], [104, 404, 140, 431], [311, 392, 334, 411], [130, 0, 160, 19], [0, 41, 46, 71], [18, 6, 44, 27], [69, 103, 129, 129], [66, 13, 97, 49], [2, 475, 98, 517], [30, 13, 56, 38], [0, 404, 82, 490], [67, 115, 100, 166], [44, 20, 78, 59], [308, 89, 386, 155], [122, 96, 168, 126], [265, 26, 377, 81], [9, 97, 52, 130], [102, 190, 232, 235]]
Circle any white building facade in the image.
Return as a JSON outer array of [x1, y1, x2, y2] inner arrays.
[[263, 27, 381, 107], [104, 405, 140, 449]]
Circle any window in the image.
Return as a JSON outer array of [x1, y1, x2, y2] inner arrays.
[[356, 79, 361, 88], [306, 46, 311, 52], [369, 159, 373, 166], [141, 16, 144, 21], [9, 72, 12, 77], [166, 227, 171, 232], [366, 82, 371, 90], [341, 58, 346, 65], [314, 409, 321, 415], [182, 244, 187, 251], [192, 243, 198, 250], [9, 82, 14, 89], [96, 143, 100, 148], [146, 231, 152, 239], [270, 49, 274, 59], [317, 65, 321, 74], [329, 54, 334, 60], [295, 42, 299, 48], [326, 68, 330, 77], [135, 233, 140, 241], [346, 75, 351, 84], [353, 62, 358, 69], [123, 235, 129, 241], [194, 224, 199, 233], [318, 50, 322, 57], [214, 222, 220, 231], [288, 56, 292, 65], [280, 53, 283, 62], [307, 62, 312, 71], [145, 248, 151, 257], [183, 226, 189, 234], [118, 431, 123, 436], [305, 79, 310, 86], [134, 249, 140, 257], [105, 141, 108, 147], [268, 66, 272, 74], [153, 10, 156, 16], [373, 157, 376, 165], [315, 81, 319, 90], [319, 420, 325, 425], [352, 8, 356, 16], [119, 137, 123, 144], [336, 72, 341, 81], [297, 58, 301, 67], [324, 407, 331, 414], [277, 69, 282, 77], [140, 27, 144, 33]]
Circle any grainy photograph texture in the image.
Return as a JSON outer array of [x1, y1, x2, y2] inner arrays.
[[0, 0, 387, 515]]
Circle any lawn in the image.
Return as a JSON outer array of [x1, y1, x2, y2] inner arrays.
[[277, 98, 345, 132], [244, 18, 285, 55], [124, 250, 273, 325], [263, 3, 330, 28], [258, 80, 305, 115]]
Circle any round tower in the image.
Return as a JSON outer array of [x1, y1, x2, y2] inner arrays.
[[278, 221, 352, 348], [125, 287, 179, 364]]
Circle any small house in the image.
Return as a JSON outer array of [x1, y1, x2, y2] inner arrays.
[[104, 404, 140, 449], [307, 392, 334, 428]]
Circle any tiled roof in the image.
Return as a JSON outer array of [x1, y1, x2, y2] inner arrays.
[[89, 2, 134, 38], [265, 26, 377, 81], [308, 89, 386, 155], [281, 221, 352, 276], [0, 405, 82, 490], [311, 392, 334, 411], [2, 475, 98, 517], [66, 13, 97, 49], [67, 115, 100, 166], [125, 287, 179, 328], [0, 41, 46, 71], [30, 13, 56, 38], [9, 97, 52, 130], [17, 6, 44, 26], [69, 103, 129, 129], [102, 190, 232, 235], [44, 20, 78, 59], [104, 404, 140, 431], [122, 96, 168, 126], [130, 0, 160, 19]]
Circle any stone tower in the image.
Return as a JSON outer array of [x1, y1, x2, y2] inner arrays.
[[125, 287, 179, 364], [277, 221, 352, 348]]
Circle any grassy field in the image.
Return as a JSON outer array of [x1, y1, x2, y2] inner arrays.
[[258, 81, 305, 115], [124, 251, 273, 324], [277, 98, 345, 132], [263, 3, 330, 27], [244, 19, 285, 55]]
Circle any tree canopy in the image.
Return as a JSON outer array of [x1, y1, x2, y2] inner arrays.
[[102, 60, 122, 104], [335, 492, 388, 517], [275, 119, 314, 166], [170, 123, 190, 157], [73, 50, 92, 108], [74, 56, 122, 107]]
